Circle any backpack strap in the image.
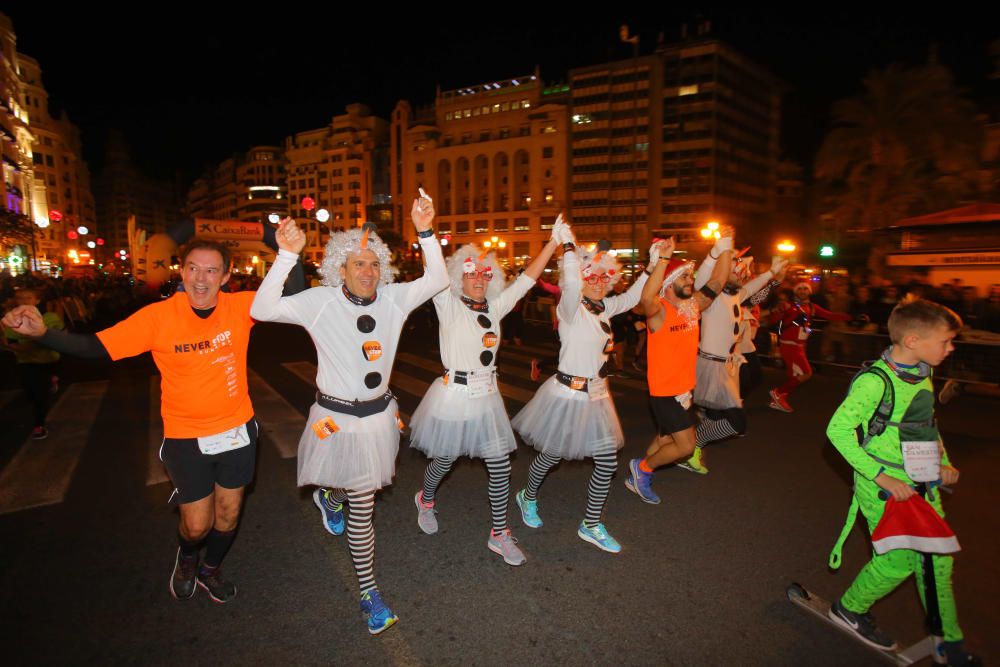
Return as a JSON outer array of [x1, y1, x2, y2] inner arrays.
[[848, 364, 894, 450]]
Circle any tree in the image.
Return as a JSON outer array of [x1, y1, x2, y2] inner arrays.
[[0, 208, 33, 249], [815, 62, 983, 236]]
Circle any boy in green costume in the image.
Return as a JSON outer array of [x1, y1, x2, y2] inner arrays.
[[825, 298, 978, 666]]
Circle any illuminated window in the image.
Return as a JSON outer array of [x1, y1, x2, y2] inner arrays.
[[493, 104, 501, 112], [514, 218, 530, 232], [475, 220, 488, 233], [679, 85, 699, 96], [512, 101, 520, 110], [463, 109, 471, 118], [541, 125, 557, 133], [522, 99, 531, 109], [494, 219, 508, 232], [445, 112, 453, 120], [457, 221, 470, 234]]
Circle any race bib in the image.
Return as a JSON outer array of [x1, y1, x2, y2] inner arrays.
[[311, 416, 339, 440], [198, 423, 251, 455], [674, 392, 692, 410], [588, 377, 610, 401], [901, 440, 941, 482], [467, 371, 497, 398], [797, 326, 810, 341]]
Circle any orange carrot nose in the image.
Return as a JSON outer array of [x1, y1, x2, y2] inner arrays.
[[361, 227, 370, 249]]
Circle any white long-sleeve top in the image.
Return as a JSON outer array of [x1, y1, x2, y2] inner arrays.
[[250, 235, 448, 401], [556, 249, 648, 378], [432, 274, 536, 372], [699, 271, 774, 357]]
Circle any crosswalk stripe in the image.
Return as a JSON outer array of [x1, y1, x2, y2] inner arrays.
[[146, 376, 168, 486], [395, 352, 537, 403], [0, 381, 109, 515], [281, 361, 414, 424], [248, 368, 304, 459]]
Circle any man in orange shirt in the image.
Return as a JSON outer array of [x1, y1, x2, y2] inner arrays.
[[624, 234, 732, 504], [2, 241, 256, 604]]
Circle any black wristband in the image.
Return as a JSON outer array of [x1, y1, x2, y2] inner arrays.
[[699, 284, 718, 299], [643, 268, 652, 276], [416, 228, 434, 239], [562, 243, 575, 252]]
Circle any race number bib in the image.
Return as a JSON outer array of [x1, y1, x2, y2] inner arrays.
[[198, 423, 251, 455], [467, 371, 497, 398], [797, 326, 811, 341], [901, 441, 941, 482], [588, 377, 610, 401], [674, 392, 692, 410]]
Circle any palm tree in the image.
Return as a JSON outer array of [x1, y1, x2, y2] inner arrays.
[[815, 62, 983, 237]]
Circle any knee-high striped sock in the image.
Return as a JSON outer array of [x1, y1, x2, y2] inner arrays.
[[346, 489, 377, 594], [485, 454, 511, 533], [583, 451, 618, 528], [322, 487, 348, 509], [421, 456, 456, 504], [695, 416, 738, 447], [525, 452, 560, 501]]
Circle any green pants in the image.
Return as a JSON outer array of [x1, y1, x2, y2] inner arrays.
[[840, 475, 963, 641]]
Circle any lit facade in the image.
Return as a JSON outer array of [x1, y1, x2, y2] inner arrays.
[[391, 72, 569, 266], [285, 104, 388, 265]]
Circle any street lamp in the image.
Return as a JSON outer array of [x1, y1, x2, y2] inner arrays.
[[700, 220, 721, 240], [777, 240, 797, 254]]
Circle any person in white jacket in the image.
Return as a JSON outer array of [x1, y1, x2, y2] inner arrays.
[[250, 193, 446, 636], [410, 221, 561, 566], [512, 220, 661, 554]]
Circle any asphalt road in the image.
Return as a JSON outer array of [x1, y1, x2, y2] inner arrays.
[[1, 321, 996, 666]]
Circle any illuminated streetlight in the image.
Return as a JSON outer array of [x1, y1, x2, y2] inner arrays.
[[777, 240, 797, 254], [700, 220, 721, 240], [316, 208, 330, 223], [87, 241, 96, 249], [251, 255, 259, 264], [77, 226, 89, 235], [268, 214, 280, 224], [483, 240, 493, 248]]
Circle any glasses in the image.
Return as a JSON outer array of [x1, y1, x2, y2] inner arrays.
[[583, 273, 611, 285], [464, 269, 494, 281]]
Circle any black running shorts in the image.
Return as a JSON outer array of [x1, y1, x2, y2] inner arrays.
[[649, 395, 693, 436], [160, 417, 259, 504]]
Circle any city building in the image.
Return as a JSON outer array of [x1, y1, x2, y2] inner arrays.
[[285, 103, 388, 265], [391, 71, 569, 266], [184, 146, 286, 224]]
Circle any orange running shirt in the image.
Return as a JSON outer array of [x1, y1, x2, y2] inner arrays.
[[97, 291, 256, 438], [647, 298, 699, 397]]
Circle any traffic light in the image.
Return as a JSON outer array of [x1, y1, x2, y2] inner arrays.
[[819, 244, 835, 258]]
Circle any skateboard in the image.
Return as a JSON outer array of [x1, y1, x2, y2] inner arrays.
[[786, 582, 945, 665]]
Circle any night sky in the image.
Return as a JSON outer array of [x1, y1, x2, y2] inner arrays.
[[6, 8, 997, 186]]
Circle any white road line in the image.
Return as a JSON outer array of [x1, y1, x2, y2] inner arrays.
[[0, 381, 109, 514], [248, 368, 304, 459]]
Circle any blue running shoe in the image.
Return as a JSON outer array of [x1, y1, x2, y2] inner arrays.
[[625, 458, 661, 504], [516, 489, 543, 528], [577, 521, 622, 553], [360, 588, 398, 635], [313, 488, 345, 536]]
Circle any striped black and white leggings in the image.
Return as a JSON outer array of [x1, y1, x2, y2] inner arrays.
[[321, 487, 377, 594], [421, 454, 511, 534], [523, 448, 618, 527]]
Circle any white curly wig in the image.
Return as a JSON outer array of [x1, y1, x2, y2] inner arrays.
[[446, 244, 506, 300], [561, 245, 622, 292], [318, 227, 398, 287]]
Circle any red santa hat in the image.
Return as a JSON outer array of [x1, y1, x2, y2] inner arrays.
[[663, 258, 694, 286], [871, 495, 960, 555]]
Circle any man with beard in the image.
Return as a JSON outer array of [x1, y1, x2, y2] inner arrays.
[[623, 235, 732, 504]]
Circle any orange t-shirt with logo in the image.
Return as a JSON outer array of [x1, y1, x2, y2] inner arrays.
[[96, 291, 256, 438], [647, 298, 699, 397]]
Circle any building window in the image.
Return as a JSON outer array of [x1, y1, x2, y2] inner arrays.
[[519, 126, 530, 137], [514, 218, 530, 232], [540, 215, 556, 230], [542, 146, 554, 159], [457, 221, 470, 234], [494, 219, 508, 232], [543, 189, 554, 204], [474, 220, 488, 233], [438, 221, 452, 233], [541, 124, 557, 134], [513, 241, 530, 258], [479, 131, 490, 142], [416, 162, 424, 174]]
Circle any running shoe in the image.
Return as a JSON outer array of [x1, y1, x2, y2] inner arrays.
[[488, 528, 526, 566], [940, 641, 983, 666], [530, 359, 541, 382], [515, 489, 543, 528], [414, 491, 438, 535], [625, 458, 661, 504], [196, 565, 237, 604], [577, 521, 621, 553], [828, 599, 897, 651], [677, 447, 709, 475], [360, 588, 398, 635], [312, 488, 345, 536], [30, 426, 48, 440], [769, 388, 794, 412], [169, 548, 198, 600]]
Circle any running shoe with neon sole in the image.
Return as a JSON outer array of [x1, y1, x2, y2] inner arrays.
[[625, 458, 661, 504], [577, 521, 621, 553], [414, 491, 438, 535], [360, 588, 398, 635], [515, 489, 543, 528], [677, 447, 709, 475], [488, 528, 526, 565], [769, 388, 794, 413], [312, 488, 345, 536], [828, 599, 897, 651]]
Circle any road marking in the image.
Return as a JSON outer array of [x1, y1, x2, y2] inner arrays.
[[146, 376, 168, 486], [396, 351, 536, 403], [248, 368, 304, 459], [0, 381, 109, 514]]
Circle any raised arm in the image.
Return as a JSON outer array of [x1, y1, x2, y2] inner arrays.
[[391, 192, 450, 313], [250, 218, 311, 325], [2, 305, 109, 359], [694, 230, 734, 290], [554, 220, 582, 325], [693, 247, 733, 311], [739, 256, 788, 303], [639, 238, 674, 332]]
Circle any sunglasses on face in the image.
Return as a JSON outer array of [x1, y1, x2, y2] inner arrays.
[[464, 269, 494, 282], [583, 273, 611, 285]]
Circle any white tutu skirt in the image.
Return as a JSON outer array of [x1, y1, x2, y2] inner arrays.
[[297, 400, 400, 491], [511, 375, 624, 460], [694, 356, 743, 410], [409, 377, 517, 459]]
